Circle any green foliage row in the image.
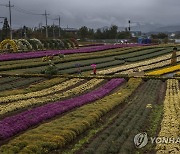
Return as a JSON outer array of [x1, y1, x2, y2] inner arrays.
[[136, 105, 164, 154], [0, 77, 19, 85], [125, 48, 172, 62], [0, 77, 65, 97], [114, 47, 165, 60], [0, 77, 42, 92]]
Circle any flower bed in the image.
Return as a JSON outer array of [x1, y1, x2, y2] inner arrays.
[[0, 78, 81, 103], [0, 78, 141, 153], [156, 79, 180, 153], [146, 64, 180, 75], [0, 79, 103, 115], [0, 78, 124, 141], [118, 59, 171, 75], [99, 52, 180, 75], [0, 77, 42, 92], [0, 77, 19, 85], [175, 71, 180, 76], [0, 44, 148, 61], [83, 80, 162, 154], [0, 46, 156, 73]]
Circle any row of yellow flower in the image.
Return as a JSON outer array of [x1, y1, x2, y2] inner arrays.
[[0, 78, 82, 104], [156, 79, 180, 153], [146, 64, 180, 76], [0, 79, 103, 115], [99, 52, 180, 75], [0, 78, 142, 154]]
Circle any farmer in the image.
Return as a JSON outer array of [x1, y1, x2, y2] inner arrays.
[[91, 64, 97, 75], [171, 47, 177, 65], [93, 67, 97, 75]]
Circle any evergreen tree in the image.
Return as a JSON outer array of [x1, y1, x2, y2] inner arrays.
[[78, 26, 89, 40], [2, 18, 10, 40]]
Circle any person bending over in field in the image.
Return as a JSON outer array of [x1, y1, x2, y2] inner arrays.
[[171, 47, 177, 65]]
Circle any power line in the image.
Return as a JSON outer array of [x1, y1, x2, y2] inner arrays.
[[47, 16, 56, 20], [13, 6, 52, 38], [13, 6, 43, 16], [57, 16, 61, 37], [1, 2, 63, 39]]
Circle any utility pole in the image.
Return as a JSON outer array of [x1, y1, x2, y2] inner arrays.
[[7, 1, 14, 39], [23, 26, 27, 39], [39, 22, 43, 35], [53, 22, 55, 39], [58, 16, 61, 37], [42, 10, 50, 38], [53, 15, 61, 38]]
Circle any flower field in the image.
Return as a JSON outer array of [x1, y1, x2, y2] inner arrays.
[[155, 79, 180, 153], [147, 64, 180, 76], [0, 43, 180, 154]]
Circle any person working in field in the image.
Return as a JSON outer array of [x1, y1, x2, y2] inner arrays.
[[171, 47, 177, 65], [93, 67, 97, 75]]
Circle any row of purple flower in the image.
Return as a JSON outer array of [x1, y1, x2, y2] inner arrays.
[[0, 78, 125, 141], [0, 44, 147, 61]]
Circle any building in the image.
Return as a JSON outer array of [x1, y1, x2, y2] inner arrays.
[[62, 28, 78, 35]]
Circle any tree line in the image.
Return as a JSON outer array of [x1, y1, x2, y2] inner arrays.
[[77, 25, 131, 40], [0, 18, 171, 42]]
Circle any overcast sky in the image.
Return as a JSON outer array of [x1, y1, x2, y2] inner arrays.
[[0, 0, 180, 29]]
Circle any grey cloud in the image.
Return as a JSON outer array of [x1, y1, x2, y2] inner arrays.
[[0, 0, 180, 29]]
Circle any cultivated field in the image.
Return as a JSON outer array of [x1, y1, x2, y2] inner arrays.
[[0, 43, 180, 154]]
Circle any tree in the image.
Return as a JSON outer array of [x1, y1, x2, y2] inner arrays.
[[117, 31, 131, 39], [2, 18, 10, 40], [151, 33, 168, 39], [95, 28, 103, 39], [88, 28, 95, 39], [109, 25, 118, 39], [78, 26, 89, 40]]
